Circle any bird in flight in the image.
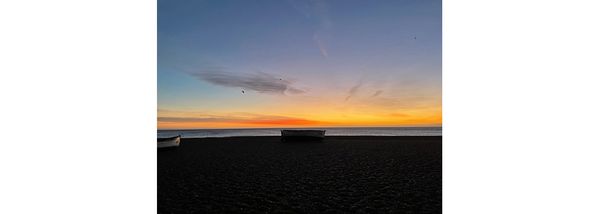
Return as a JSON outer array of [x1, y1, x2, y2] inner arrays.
[[241, 90, 245, 94]]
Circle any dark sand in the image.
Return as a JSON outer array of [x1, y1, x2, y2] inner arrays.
[[158, 136, 441, 213]]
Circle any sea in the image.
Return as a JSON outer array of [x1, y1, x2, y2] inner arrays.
[[157, 127, 442, 138]]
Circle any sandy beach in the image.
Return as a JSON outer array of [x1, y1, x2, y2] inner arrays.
[[158, 136, 441, 213]]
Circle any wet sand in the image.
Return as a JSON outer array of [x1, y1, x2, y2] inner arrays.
[[158, 136, 441, 213]]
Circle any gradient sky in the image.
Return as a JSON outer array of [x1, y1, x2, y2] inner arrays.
[[158, 0, 441, 129]]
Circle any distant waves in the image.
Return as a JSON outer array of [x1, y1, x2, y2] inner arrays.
[[157, 127, 441, 138]]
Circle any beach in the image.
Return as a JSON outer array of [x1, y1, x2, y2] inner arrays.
[[158, 136, 441, 213]]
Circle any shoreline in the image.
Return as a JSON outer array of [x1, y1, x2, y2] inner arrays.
[[170, 135, 442, 139]]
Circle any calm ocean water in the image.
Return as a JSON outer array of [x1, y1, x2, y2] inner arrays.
[[157, 127, 441, 138]]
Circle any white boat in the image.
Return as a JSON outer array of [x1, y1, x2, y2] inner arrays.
[[281, 130, 325, 142], [158, 135, 181, 148]]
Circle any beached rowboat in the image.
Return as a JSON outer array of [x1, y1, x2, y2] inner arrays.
[[281, 130, 325, 142], [158, 135, 181, 148]]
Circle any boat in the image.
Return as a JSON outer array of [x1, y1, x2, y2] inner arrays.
[[281, 130, 325, 142], [158, 135, 181, 148]]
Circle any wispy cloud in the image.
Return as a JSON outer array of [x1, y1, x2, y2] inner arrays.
[[312, 0, 332, 58], [313, 33, 329, 57], [371, 90, 383, 97], [157, 117, 234, 123], [158, 112, 322, 126], [288, 0, 332, 58], [345, 81, 363, 101], [186, 67, 306, 95]]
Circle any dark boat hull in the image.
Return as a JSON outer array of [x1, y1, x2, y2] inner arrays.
[[280, 130, 325, 142]]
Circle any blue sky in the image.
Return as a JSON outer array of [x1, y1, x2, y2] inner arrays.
[[158, 0, 441, 128]]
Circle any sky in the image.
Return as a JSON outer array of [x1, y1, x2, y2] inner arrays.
[[158, 0, 441, 129]]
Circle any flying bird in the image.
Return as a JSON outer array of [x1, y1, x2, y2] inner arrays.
[[241, 90, 245, 94]]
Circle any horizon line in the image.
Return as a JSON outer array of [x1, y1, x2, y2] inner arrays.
[[157, 125, 442, 131]]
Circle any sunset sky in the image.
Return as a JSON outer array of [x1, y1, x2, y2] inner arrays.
[[158, 0, 441, 129]]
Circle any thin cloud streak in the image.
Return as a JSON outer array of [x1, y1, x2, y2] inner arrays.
[[312, 0, 332, 58], [158, 117, 235, 123], [345, 81, 363, 101], [289, 0, 332, 58], [187, 67, 306, 95], [314, 33, 329, 57], [371, 90, 383, 97], [158, 114, 322, 126]]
